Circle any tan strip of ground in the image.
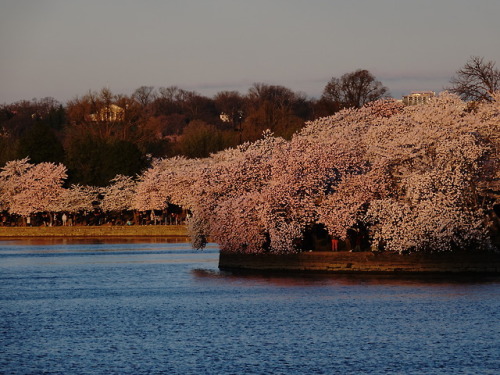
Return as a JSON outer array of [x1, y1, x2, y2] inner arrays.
[[0, 225, 188, 238]]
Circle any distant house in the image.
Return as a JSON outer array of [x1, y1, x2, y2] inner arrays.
[[402, 91, 435, 106], [89, 104, 125, 122], [219, 112, 231, 123]]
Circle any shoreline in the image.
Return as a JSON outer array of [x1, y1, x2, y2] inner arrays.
[[0, 225, 189, 238], [219, 250, 500, 275]]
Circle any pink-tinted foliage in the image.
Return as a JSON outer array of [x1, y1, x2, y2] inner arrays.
[[157, 95, 498, 254], [101, 175, 136, 212], [4, 95, 495, 256], [211, 192, 269, 254], [1, 159, 68, 216], [133, 156, 204, 212], [54, 184, 99, 213], [0, 157, 32, 211], [363, 93, 498, 252]]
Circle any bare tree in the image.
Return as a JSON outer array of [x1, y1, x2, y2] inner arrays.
[[158, 86, 182, 102], [449, 56, 500, 101], [133, 86, 157, 107], [322, 69, 389, 109], [245, 83, 307, 139]]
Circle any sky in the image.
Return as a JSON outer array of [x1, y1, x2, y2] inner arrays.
[[1, 0, 499, 104]]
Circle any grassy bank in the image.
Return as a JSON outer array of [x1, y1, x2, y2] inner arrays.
[[0, 225, 188, 238]]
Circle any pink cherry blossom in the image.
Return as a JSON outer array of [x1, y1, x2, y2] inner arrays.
[[156, 94, 498, 254], [0, 158, 67, 217]]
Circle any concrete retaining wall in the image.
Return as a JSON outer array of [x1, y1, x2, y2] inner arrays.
[[219, 251, 500, 274], [0, 225, 189, 238]]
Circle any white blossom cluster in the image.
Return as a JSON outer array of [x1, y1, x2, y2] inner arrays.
[[0, 157, 67, 216]]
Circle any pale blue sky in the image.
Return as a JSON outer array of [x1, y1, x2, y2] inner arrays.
[[1, 0, 499, 104]]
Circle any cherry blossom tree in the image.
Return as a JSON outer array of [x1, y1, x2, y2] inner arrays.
[[132, 156, 205, 212], [54, 184, 99, 213], [150, 93, 498, 254], [363, 93, 497, 252], [0, 158, 67, 219], [199, 133, 286, 252], [101, 175, 137, 213], [0, 157, 32, 211]]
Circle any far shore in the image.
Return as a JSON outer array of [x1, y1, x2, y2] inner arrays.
[[0, 225, 189, 238]]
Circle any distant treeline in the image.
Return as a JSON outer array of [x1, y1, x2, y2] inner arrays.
[[0, 69, 388, 186]]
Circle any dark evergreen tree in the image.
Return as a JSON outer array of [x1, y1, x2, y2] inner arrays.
[[65, 135, 146, 186], [18, 123, 65, 163]]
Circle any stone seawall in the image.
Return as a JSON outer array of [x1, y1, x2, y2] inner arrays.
[[0, 225, 189, 238], [219, 251, 500, 275]]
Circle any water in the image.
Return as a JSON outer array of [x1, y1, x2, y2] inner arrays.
[[1, 239, 499, 375]]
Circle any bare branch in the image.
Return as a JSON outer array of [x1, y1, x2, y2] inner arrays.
[[449, 56, 500, 101]]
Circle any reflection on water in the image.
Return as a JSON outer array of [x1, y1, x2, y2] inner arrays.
[[1, 240, 499, 374], [2, 236, 190, 247], [192, 268, 500, 287]]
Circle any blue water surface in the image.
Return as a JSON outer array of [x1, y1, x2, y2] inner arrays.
[[1, 238, 499, 375]]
